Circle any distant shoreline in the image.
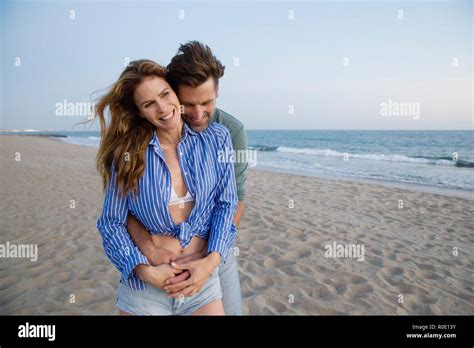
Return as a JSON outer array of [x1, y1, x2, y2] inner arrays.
[[251, 166, 474, 202], [3, 133, 473, 200], [2, 133, 471, 201]]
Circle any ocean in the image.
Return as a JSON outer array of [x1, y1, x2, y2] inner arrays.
[[247, 130, 474, 192], [4, 130, 473, 193]]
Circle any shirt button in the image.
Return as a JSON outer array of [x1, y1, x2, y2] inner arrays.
[[180, 152, 183, 156], [184, 172, 187, 175]]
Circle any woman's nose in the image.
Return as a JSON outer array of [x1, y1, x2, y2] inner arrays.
[[155, 98, 167, 113]]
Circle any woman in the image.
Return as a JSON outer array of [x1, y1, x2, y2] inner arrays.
[[95, 60, 237, 315]]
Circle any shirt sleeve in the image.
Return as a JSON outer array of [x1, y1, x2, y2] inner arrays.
[[232, 125, 249, 202], [207, 130, 239, 261], [96, 163, 149, 282]]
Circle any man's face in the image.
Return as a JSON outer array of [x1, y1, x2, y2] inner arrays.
[[178, 78, 217, 132]]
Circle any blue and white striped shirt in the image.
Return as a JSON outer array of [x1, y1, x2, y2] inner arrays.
[[96, 122, 238, 291]]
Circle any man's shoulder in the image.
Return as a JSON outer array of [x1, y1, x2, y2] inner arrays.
[[204, 122, 231, 144], [207, 121, 230, 135], [213, 108, 245, 134]]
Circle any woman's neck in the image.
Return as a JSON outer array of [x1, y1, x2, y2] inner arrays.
[[156, 120, 184, 145]]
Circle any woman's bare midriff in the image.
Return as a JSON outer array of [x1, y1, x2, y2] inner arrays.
[[151, 201, 206, 258]]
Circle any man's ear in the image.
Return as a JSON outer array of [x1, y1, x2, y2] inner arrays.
[[215, 86, 219, 99]]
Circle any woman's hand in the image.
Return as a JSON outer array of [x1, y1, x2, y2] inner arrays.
[[135, 263, 183, 290], [164, 252, 221, 298]]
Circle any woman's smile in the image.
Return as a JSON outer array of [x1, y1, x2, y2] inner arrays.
[[158, 108, 176, 122]]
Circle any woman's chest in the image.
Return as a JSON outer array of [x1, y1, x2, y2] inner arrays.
[[130, 145, 221, 211]]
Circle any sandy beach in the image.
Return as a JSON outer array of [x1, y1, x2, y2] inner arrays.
[[0, 135, 473, 315]]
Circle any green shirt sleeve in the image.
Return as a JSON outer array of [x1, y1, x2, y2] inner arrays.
[[232, 125, 248, 201]]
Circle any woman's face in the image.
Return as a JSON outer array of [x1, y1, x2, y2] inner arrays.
[[133, 76, 181, 131]]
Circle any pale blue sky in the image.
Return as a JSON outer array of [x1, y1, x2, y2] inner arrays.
[[1, 0, 472, 130]]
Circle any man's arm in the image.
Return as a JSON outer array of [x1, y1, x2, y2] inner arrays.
[[232, 126, 248, 204], [231, 125, 248, 228], [127, 214, 177, 265], [127, 214, 154, 260]]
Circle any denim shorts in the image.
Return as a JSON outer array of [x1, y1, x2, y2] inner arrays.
[[219, 244, 243, 315], [116, 268, 222, 315]]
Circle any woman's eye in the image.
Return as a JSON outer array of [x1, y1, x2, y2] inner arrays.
[[144, 102, 153, 108], [163, 91, 169, 97]]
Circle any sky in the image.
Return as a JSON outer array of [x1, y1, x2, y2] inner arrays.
[[0, 0, 472, 131]]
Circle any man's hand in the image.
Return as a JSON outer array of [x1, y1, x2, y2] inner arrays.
[[173, 245, 207, 264], [164, 252, 221, 298], [134, 263, 183, 290], [127, 214, 179, 266], [145, 244, 178, 266]]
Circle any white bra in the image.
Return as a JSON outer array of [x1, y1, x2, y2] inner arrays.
[[169, 186, 194, 206]]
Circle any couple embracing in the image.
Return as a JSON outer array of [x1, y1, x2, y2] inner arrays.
[[95, 41, 248, 315]]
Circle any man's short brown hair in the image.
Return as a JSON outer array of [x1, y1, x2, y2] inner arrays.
[[166, 41, 225, 91]]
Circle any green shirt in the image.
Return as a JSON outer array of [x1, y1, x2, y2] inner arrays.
[[211, 108, 248, 201]]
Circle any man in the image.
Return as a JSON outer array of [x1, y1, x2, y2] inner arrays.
[[126, 41, 248, 315]]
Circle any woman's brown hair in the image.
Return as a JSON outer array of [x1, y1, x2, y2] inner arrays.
[[94, 59, 166, 196]]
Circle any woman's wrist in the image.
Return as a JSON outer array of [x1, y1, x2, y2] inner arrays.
[[205, 252, 221, 271]]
